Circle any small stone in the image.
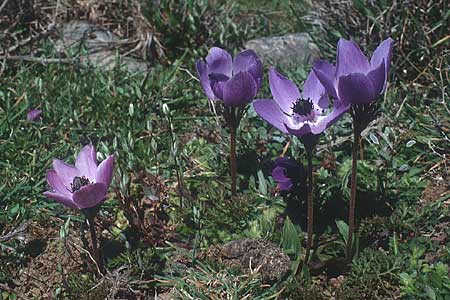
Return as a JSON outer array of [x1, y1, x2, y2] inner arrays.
[[244, 33, 320, 69]]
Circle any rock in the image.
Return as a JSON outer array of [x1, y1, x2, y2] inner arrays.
[[244, 33, 320, 68], [209, 238, 291, 283], [54, 21, 148, 73]]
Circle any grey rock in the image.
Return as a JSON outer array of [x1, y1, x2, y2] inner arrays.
[[54, 21, 148, 73], [244, 33, 320, 68]]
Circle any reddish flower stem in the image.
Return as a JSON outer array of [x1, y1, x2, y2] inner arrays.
[[347, 124, 361, 261], [303, 150, 314, 266], [230, 126, 237, 196], [87, 215, 103, 274]]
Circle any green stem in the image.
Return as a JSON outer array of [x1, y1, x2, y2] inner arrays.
[[347, 124, 361, 261]]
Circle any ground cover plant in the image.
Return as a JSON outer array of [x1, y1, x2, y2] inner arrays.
[[0, 0, 449, 299]]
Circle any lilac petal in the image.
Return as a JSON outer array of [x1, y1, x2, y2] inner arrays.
[[253, 99, 290, 134], [196, 60, 216, 100], [46, 169, 71, 196], [313, 60, 338, 99], [209, 73, 229, 100], [268, 68, 301, 113], [27, 109, 42, 121], [275, 157, 299, 169], [338, 73, 375, 105], [206, 47, 232, 78], [311, 101, 350, 134], [370, 38, 393, 92], [285, 122, 312, 137], [75, 144, 97, 180], [96, 155, 115, 187], [53, 159, 79, 188], [233, 50, 263, 89], [43, 191, 77, 209], [272, 166, 289, 182], [222, 71, 257, 107], [279, 180, 293, 191], [72, 182, 107, 209], [336, 38, 370, 77], [367, 60, 386, 97], [302, 69, 327, 108]]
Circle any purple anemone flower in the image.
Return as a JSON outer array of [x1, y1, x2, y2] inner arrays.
[[253, 68, 349, 137], [27, 109, 42, 121], [196, 47, 263, 107], [44, 144, 114, 210], [272, 157, 305, 191], [313, 38, 393, 105]]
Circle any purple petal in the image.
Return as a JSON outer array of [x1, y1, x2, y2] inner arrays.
[[27, 109, 42, 121], [75, 144, 98, 180], [206, 47, 232, 78], [367, 60, 386, 97], [279, 180, 293, 191], [72, 182, 107, 209], [46, 169, 71, 196], [302, 69, 328, 108], [268, 68, 301, 113], [209, 73, 229, 100], [222, 71, 257, 107], [95, 155, 115, 187], [285, 122, 312, 137], [233, 50, 263, 89], [338, 73, 375, 105], [272, 166, 289, 182], [313, 60, 338, 99], [275, 157, 300, 169], [336, 39, 370, 77], [311, 101, 350, 134], [196, 60, 216, 100], [53, 159, 79, 188], [253, 99, 290, 134], [43, 191, 77, 209], [370, 38, 393, 92]]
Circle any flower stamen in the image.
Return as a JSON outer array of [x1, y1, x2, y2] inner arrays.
[[292, 98, 314, 116], [70, 176, 91, 192]]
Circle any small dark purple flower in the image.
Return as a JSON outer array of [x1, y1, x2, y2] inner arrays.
[[196, 47, 263, 107], [313, 38, 393, 105], [44, 144, 114, 210], [272, 157, 304, 191], [253, 68, 349, 137], [27, 109, 42, 121]]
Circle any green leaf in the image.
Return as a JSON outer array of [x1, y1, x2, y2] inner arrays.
[[336, 220, 349, 245], [281, 216, 302, 257]]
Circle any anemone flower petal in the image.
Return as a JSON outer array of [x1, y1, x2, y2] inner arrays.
[[336, 39, 371, 77], [338, 73, 375, 105], [209, 73, 229, 100], [43, 191, 77, 209], [313, 60, 338, 99], [96, 155, 115, 187], [195, 60, 216, 100], [206, 47, 233, 77], [310, 101, 350, 134], [53, 159, 79, 187], [27, 109, 42, 121], [222, 71, 257, 107], [272, 166, 290, 183], [46, 169, 71, 196], [278, 180, 294, 191], [302, 69, 328, 107], [268, 68, 301, 113], [253, 99, 290, 134], [233, 50, 263, 89], [367, 60, 386, 96], [72, 182, 107, 209], [75, 144, 97, 180], [371, 38, 393, 92], [285, 122, 312, 137]]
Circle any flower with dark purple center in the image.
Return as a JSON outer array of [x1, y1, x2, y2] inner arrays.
[[253, 67, 349, 138], [313, 38, 393, 105], [196, 47, 263, 107], [44, 144, 115, 210], [272, 157, 305, 191]]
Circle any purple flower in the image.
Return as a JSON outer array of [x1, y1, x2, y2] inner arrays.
[[27, 109, 42, 121], [272, 157, 305, 191], [44, 144, 114, 210], [253, 68, 349, 137], [313, 38, 393, 105], [196, 47, 263, 107]]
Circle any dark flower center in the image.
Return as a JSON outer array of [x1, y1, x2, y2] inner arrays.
[[70, 176, 90, 192], [292, 98, 314, 116]]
